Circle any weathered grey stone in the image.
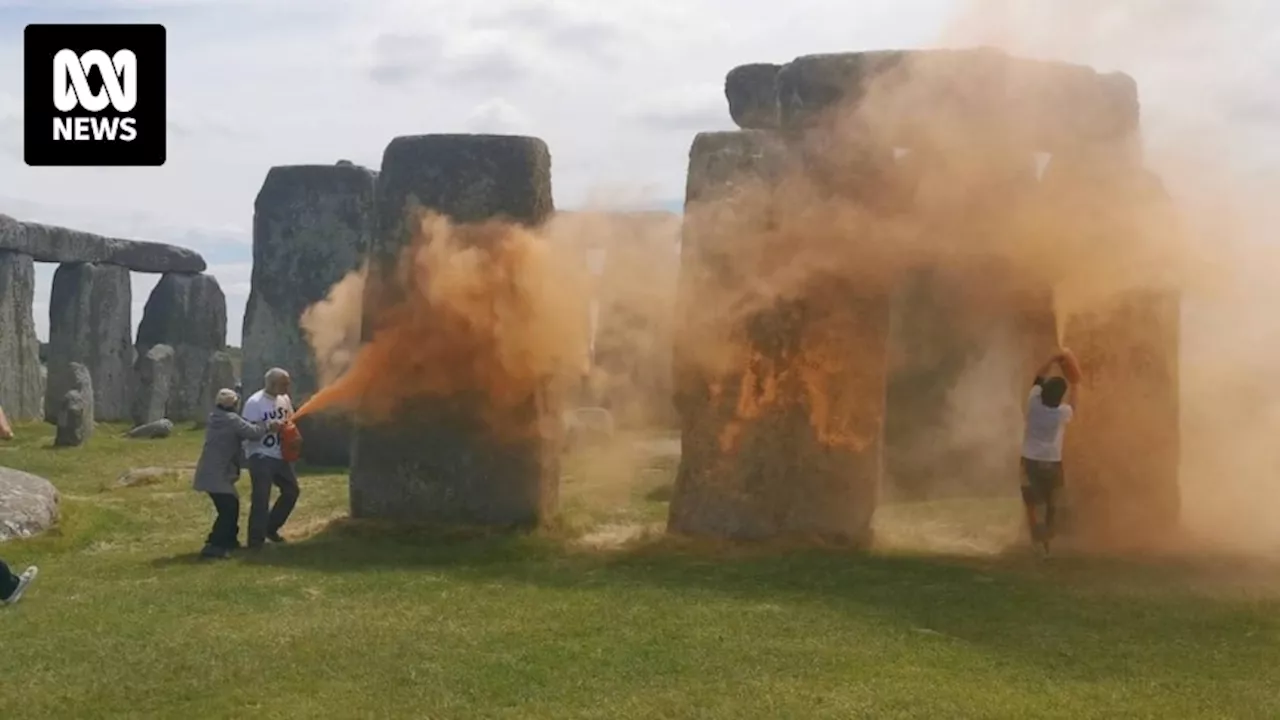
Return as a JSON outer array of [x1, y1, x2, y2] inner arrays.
[[0, 466, 60, 541], [668, 130, 890, 545], [759, 48, 1139, 151], [350, 134, 558, 527], [44, 263, 132, 423], [136, 273, 227, 422], [0, 251, 43, 420], [295, 413, 353, 467], [125, 418, 173, 439], [1046, 154, 1182, 549], [241, 163, 377, 463], [131, 343, 174, 426], [725, 63, 781, 130], [54, 363, 93, 447], [0, 213, 206, 273], [193, 350, 237, 427]]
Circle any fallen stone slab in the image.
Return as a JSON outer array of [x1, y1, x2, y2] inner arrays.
[[0, 213, 207, 273], [0, 466, 60, 541], [125, 418, 173, 439]]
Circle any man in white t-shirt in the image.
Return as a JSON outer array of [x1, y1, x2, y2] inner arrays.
[[1021, 349, 1077, 558], [241, 367, 300, 549]]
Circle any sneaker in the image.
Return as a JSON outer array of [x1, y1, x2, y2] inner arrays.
[[199, 544, 231, 560], [3, 566, 38, 605], [266, 532, 287, 544]]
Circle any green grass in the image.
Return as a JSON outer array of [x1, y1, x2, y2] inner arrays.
[[1, 422, 1278, 719]]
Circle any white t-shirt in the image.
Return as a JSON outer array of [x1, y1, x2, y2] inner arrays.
[[1021, 384, 1073, 462], [241, 390, 294, 459]]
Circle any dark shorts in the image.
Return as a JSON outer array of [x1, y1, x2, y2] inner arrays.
[[1021, 458, 1063, 504]]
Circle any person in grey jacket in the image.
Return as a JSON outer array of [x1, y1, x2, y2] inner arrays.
[[193, 388, 282, 559]]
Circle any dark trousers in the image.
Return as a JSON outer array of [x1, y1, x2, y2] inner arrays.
[[0, 558, 17, 600], [247, 455, 300, 546], [206, 493, 240, 549], [1021, 458, 1064, 541]]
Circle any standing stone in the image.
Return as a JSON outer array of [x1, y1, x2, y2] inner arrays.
[[1043, 143, 1182, 549], [44, 262, 132, 423], [241, 162, 377, 463], [667, 131, 892, 544], [193, 350, 238, 426], [0, 251, 43, 420], [54, 362, 93, 447], [1062, 290, 1180, 548], [131, 343, 175, 426], [349, 134, 558, 527], [136, 273, 227, 422]]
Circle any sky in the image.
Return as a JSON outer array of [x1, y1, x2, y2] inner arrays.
[[1, 0, 1277, 346], [0, 0, 961, 345]]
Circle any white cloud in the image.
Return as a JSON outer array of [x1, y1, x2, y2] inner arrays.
[[465, 98, 531, 134], [7, 0, 1280, 348]]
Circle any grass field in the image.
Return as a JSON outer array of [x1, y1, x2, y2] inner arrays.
[[1, 422, 1278, 719]]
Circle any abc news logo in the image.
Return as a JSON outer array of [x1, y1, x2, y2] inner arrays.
[[24, 24, 166, 166]]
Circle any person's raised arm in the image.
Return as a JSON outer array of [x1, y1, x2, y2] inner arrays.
[[1032, 350, 1065, 386]]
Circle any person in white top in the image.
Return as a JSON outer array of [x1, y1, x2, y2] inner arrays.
[[1020, 349, 1077, 558], [240, 367, 300, 549]]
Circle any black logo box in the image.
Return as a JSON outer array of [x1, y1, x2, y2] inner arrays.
[[24, 24, 166, 167]]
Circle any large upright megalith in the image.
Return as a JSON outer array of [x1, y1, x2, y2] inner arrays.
[[349, 133, 558, 527], [44, 263, 132, 423], [1048, 152, 1182, 548], [242, 162, 377, 465], [0, 251, 43, 420], [136, 273, 227, 422], [668, 131, 893, 544]]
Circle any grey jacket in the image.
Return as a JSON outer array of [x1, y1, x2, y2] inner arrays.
[[192, 409, 270, 495]]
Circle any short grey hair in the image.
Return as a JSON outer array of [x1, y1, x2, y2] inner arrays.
[[264, 367, 290, 387]]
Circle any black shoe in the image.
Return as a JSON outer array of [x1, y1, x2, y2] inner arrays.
[[266, 532, 287, 544], [200, 544, 231, 560]]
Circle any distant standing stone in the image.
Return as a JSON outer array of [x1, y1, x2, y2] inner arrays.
[[44, 262, 132, 423], [131, 343, 175, 426], [54, 363, 94, 448], [193, 350, 238, 428], [136, 272, 228, 422]]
